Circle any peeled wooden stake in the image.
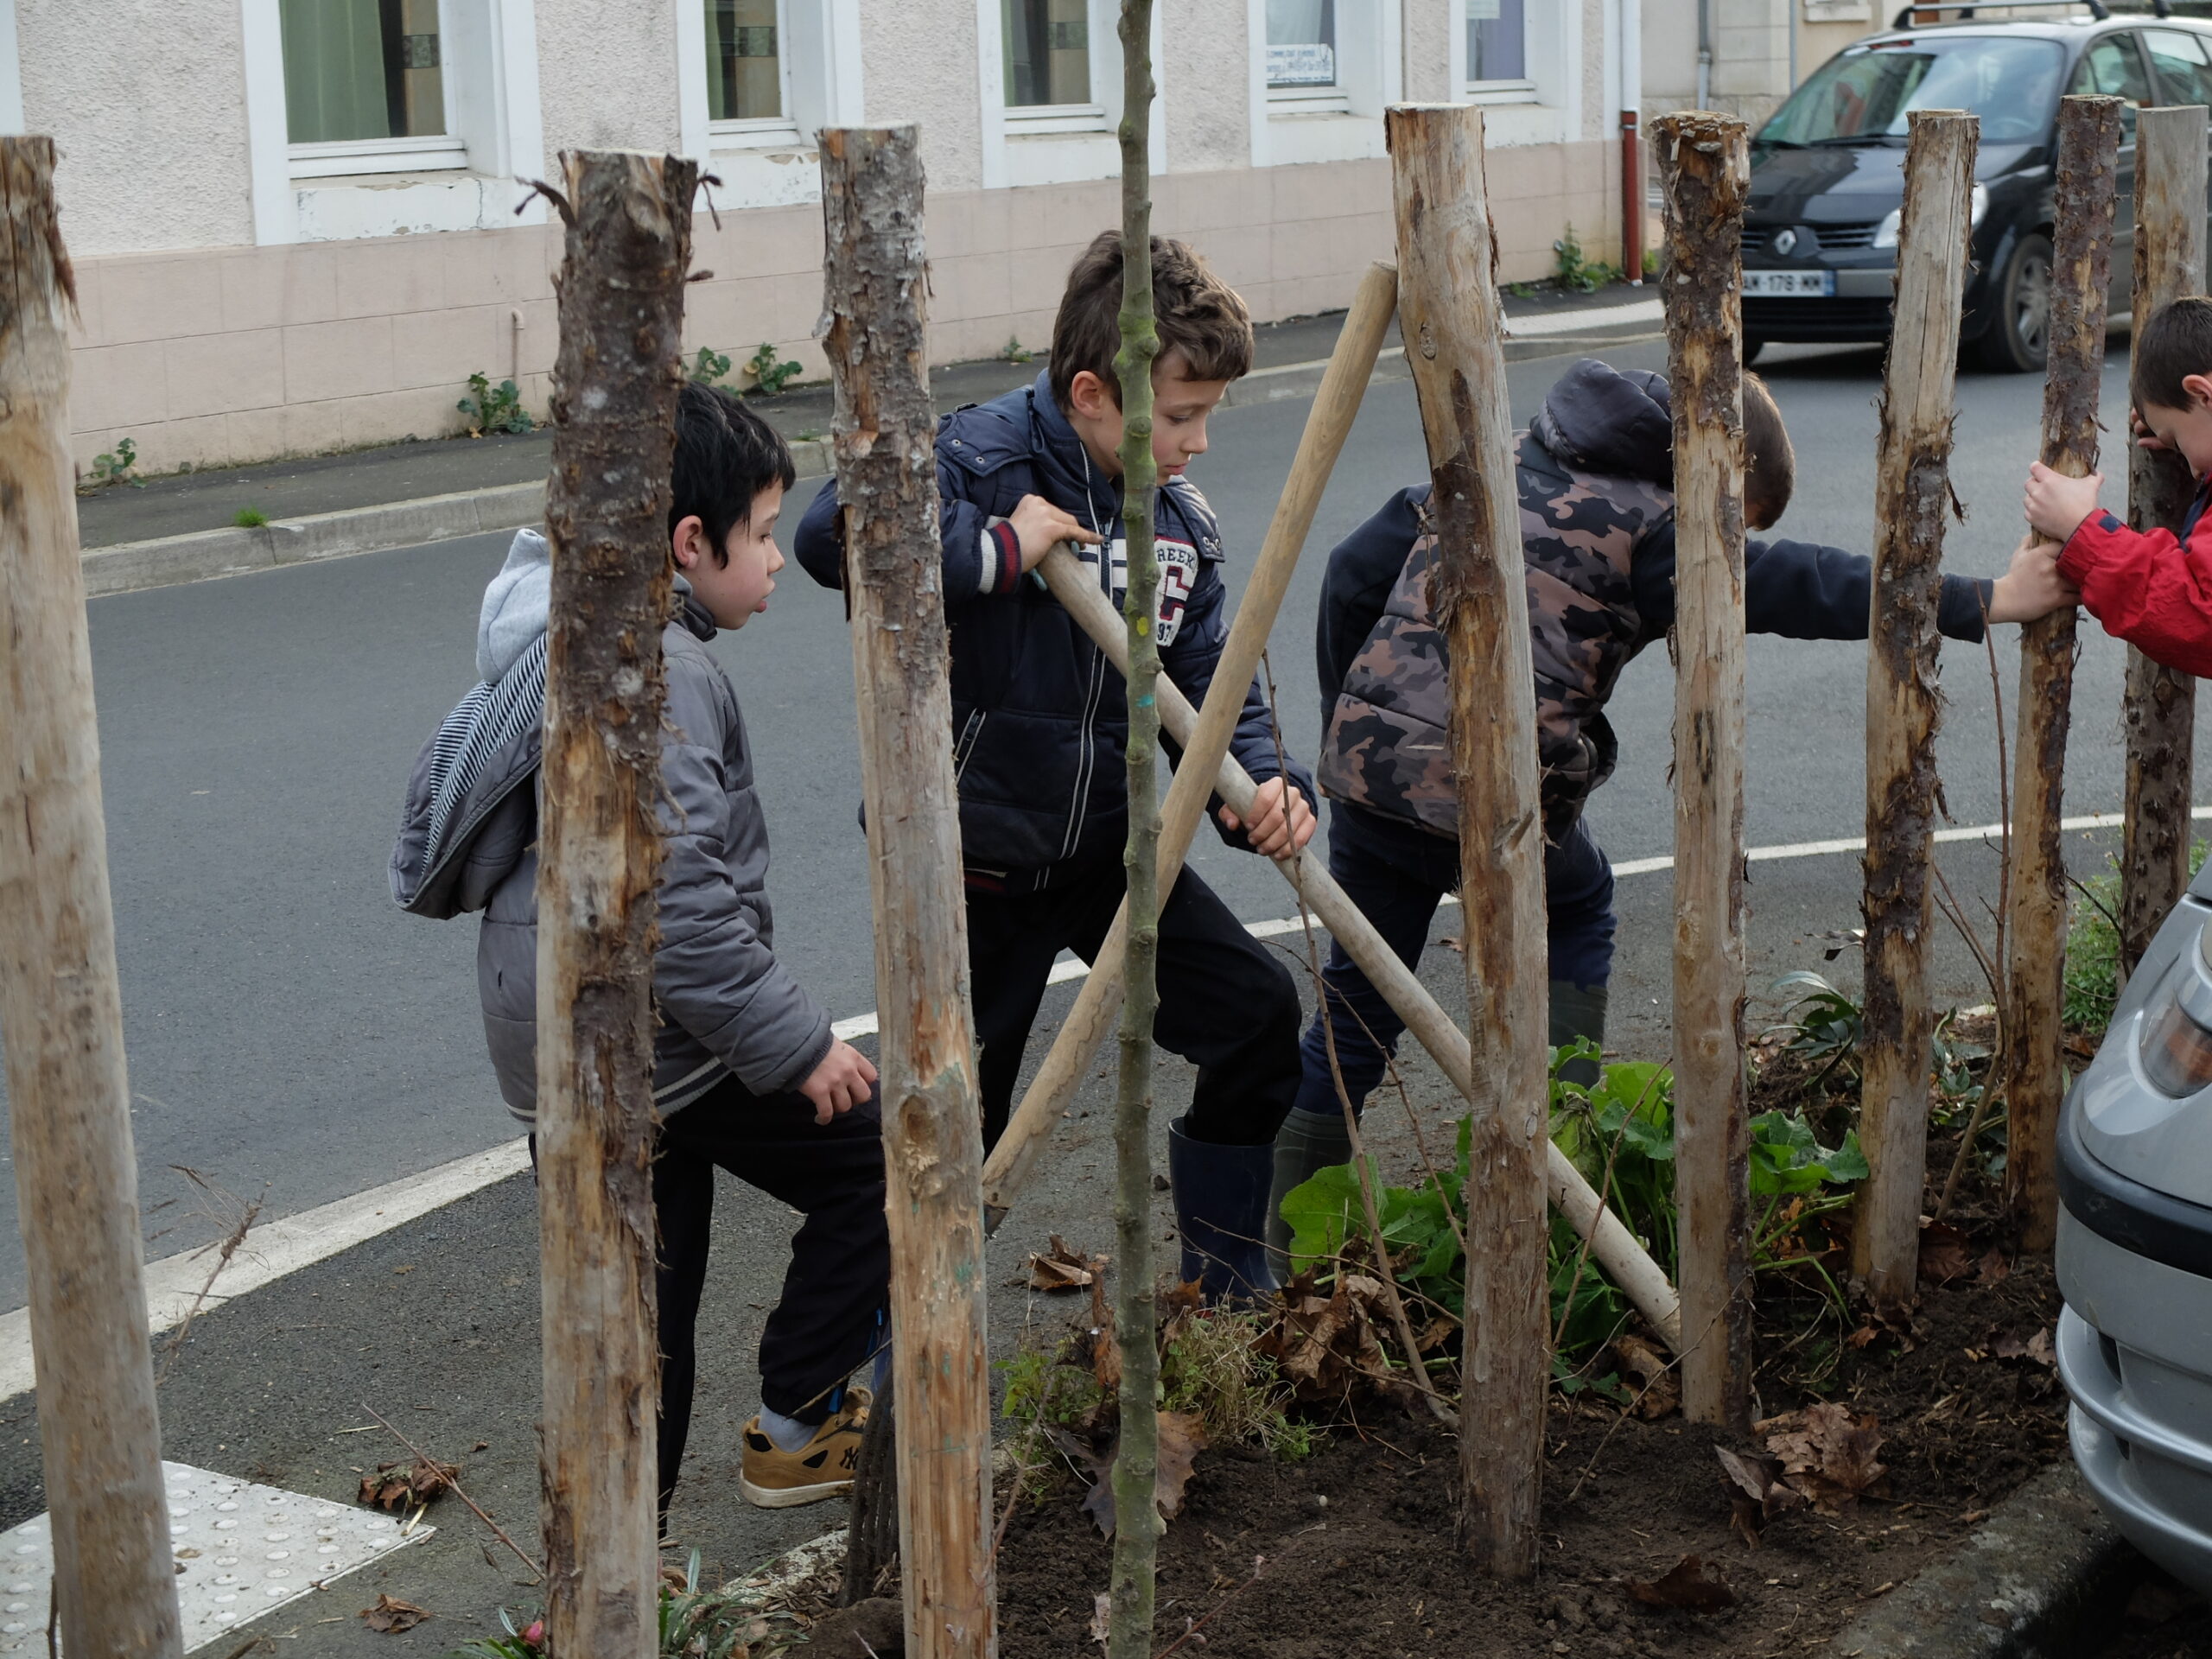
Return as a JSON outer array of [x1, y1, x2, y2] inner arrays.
[[1856, 108, 1978, 1311], [1656, 109, 1753, 1433], [2120, 104, 2206, 976], [2007, 94, 2121, 1251]]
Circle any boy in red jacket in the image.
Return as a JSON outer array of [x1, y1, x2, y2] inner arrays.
[[2024, 295, 2212, 674]]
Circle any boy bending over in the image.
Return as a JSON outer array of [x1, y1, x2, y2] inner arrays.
[[1274, 357, 2070, 1242], [394, 385, 887, 1514], [796, 231, 1317, 1299]]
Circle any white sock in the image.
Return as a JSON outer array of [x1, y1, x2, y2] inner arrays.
[[759, 1406, 817, 1453]]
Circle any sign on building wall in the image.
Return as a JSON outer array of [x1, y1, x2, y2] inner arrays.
[[1267, 42, 1335, 85]]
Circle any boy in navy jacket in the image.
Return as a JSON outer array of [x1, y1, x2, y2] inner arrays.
[[1274, 358, 2068, 1249], [797, 232, 1316, 1298]]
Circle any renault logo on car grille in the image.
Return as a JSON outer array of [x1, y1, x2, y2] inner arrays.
[[1772, 227, 1799, 257]]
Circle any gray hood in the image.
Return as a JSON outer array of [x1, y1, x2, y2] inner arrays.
[[1530, 358, 1675, 487], [479, 529, 551, 682]]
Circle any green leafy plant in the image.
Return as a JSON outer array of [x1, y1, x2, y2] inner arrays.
[[82, 436, 140, 492], [446, 1553, 806, 1659], [2063, 842, 2209, 1038], [1769, 969, 1866, 1089], [458, 372, 534, 438], [744, 340, 804, 397], [447, 1607, 543, 1658], [688, 345, 735, 389], [1642, 246, 1661, 280], [1552, 225, 1622, 294], [232, 505, 270, 529], [1003, 334, 1035, 365]]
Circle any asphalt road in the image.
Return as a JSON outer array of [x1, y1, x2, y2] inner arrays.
[[0, 328, 2194, 1651]]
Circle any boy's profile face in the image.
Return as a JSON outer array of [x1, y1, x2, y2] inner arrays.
[[1063, 347, 1231, 481], [2139, 374, 2212, 480], [672, 481, 785, 631]]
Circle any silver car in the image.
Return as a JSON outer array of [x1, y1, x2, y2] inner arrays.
[[2057, 861, 2212, 1597]]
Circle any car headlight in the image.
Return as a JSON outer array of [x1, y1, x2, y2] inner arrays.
[[1870, 185, 1988, 251], [2139, 919, 2212, 1096]]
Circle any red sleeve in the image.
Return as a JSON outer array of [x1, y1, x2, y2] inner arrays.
[[2056, 501, 2212, 678]]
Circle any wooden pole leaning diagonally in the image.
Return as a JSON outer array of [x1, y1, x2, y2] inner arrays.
[[1656, 110, 1754, 1433], [0, 136, 183, 1659], [1855, 109, 1979, 1311], [1384, 101, 1550, 1580], [818, 125, 995, 1659], [977, 261, 1399, 1227], [2007, 94, 2122, 1253], [1109, 0, 1164, 1651], [537, 147, 696, 1659], [2120, 104, 2207, 977]]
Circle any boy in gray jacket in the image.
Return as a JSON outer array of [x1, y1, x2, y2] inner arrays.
[[392, 385, 884, 1514]]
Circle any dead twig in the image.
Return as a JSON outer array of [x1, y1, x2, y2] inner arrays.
[[1151, 1554, 1268, 1659], [359, 1403, 542, 1583], [156, 1166, 266, 1382]]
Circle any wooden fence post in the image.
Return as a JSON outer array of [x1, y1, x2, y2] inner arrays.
[[819, 125, 994, 1659], [2121, 104, 2207, 976], [1386, 101, 1550, 1579], [2006, 94, 2122, 1252], [0, 135, 184, 1659], [537, 147, 696, 1659], [1656, 110, 1754, 1433], [1855, 109, 1979, 1310]]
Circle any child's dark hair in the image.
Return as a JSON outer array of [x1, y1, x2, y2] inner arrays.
[[1743, 372, 1795, 529], [1048, 230, 1254, 410], [2133, 296, 2212, 414], [671, 380, 795, 564]]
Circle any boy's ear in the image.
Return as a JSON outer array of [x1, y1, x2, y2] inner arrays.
[[2185, 373, 2212, 413], [670, 513, 705, 571], [1066, 369, 1120, 422]]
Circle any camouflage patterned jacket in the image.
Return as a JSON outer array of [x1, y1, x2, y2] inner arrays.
[[1316, 359, 1995, 841]]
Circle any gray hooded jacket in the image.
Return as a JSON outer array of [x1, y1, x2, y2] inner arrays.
[[391, 529, 833, 1121]]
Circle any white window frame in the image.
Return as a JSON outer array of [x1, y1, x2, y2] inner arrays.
[[678, 0, 804, 153], [1247, 0, 1398, 169], [241, 0, 543, 245], [979, 0, 1162, 189], [674, 0, 861, 211], [1263, 3, 1351, 116], [1451, 0, 1560, 107]]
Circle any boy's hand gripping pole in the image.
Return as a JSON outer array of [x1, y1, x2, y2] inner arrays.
[[976, 262, 1398, 1227], [1032, 542, 1685, 1352]]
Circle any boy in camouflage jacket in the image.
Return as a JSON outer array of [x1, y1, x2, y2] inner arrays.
[[1271, 356, 2063, 1248]]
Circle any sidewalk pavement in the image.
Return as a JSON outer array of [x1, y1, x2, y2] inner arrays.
[[73, 282, 1662, 597]]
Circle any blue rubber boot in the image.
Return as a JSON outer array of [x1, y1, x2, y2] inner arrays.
[[1167, 1117, 1281, 1302]]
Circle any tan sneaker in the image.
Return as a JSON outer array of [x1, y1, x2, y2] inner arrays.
[[740, 1389, 869, 1509]]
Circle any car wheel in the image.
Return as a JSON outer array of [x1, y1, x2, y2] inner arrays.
[[1978, 232, 2053, 374], [1743, 335, 1767, 365]]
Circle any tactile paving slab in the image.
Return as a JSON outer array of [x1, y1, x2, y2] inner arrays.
[[0, 1460, 431, 1654]]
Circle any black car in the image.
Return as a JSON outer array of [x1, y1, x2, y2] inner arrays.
[[1741, 2, 2212, 372]]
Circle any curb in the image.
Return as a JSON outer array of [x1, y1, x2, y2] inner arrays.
[[1833, 1462, 2138, 1657], [79, 327, 1660, 601]]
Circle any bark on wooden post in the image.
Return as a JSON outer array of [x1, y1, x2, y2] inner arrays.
[[537, 148, 695, 1659], [1656, 110, 1754, 1432], [2006, 95, 2122, 1252], [819, 125, 995, 1659], [1386, 101, 1550, 1578], [1855, 110, 1979, 1310], [2121, 104, 2207, 976], [1108, 2, 1163, 1650], [0, 136, 183, 1659]]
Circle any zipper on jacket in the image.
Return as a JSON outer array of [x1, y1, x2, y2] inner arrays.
[[953, 708, 988, 782]]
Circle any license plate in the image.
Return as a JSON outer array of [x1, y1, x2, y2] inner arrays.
[[1744, 270, 1835, 297]]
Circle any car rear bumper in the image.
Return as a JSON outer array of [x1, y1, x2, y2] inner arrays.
[[2056, 1111, 2212, 1598]]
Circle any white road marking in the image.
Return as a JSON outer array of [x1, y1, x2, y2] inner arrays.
[[0, 800, 2178, 1401], [1502, 297, 1665, 337]]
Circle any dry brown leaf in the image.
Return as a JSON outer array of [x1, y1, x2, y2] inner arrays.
[[1713, 1444, 1807, 1547], [1027, 1235, 1098, 1293], [2028, 1326, 2055, 1367], [1614, 1334, 1679, 1420], [1758, 1402, 1888, 1515], [1976, 1246, 2012, 1285], [359, 1594, 431, 1633], [1077, 1411, 1211, 1537], [1090, 1591, 1110, 1646], [356, 1459, 455, 1514], [1625, 1555, 1738, 1613], [1918, 1220, 1973, 1286]]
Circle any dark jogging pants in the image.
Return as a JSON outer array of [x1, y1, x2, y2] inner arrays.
[[1293, 804, 1618, 1120], [968, 860, 1303, 1150], [587, 1071, 891, 1514]]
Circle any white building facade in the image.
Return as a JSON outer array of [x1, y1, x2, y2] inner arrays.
[[16, 0, 1869, 475]]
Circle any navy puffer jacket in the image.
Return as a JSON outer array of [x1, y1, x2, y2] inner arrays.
[[795, 369, 1313, 885]]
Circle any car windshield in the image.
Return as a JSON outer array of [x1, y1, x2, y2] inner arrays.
[[1757, 35, 2065, 148]]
